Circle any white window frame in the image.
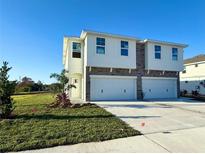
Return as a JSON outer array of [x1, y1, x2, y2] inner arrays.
[[172, 48, 178, 61], [96, 37, 105, 54], [72, 42, 81, 58], [121, 41, 129, 56]]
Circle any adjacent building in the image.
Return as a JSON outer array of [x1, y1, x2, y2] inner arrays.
[[180, 54, 205, 95], [63, 30, 187, 101]]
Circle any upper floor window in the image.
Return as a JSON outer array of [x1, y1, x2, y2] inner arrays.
[[182, 66, 186, 73], [121, 41, 128, 56], [155, 45, 161, 59], [96, 37, 105, 54], [172, 48, 178, 60], [72, 42, 81, 58]]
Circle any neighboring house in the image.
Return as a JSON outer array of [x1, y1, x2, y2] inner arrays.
[[63, 30, 187, 101], [180, 54, 205, 95]]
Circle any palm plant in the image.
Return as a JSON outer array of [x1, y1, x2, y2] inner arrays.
[[49, 69, 75, 108]]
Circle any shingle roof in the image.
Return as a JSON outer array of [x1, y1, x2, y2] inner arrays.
[[184, 54, 205, 64]]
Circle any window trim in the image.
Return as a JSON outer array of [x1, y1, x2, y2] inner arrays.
[[154, 45, 161, 59], [172, 48, 178, 61], [121, 41, 128, 56], [72, 42, 81, 58], [96, 37, 105, 54]]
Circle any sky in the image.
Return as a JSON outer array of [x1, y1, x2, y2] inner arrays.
[[0, 0, 205, 84]]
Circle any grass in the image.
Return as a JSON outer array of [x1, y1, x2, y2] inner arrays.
[[0, 93, 141, 152]]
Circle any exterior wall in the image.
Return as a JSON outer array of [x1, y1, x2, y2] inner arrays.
[[63, 38, 84, 100], [85, 66, 178, 101], [85, 34, 137, 69], [66, 39, 83, 74], [180, 62, 205, 81], [180, 80, 205, 95], [136, 43, 145, 100], [83, 37, 88, 101], [63, 32, 185, 101], [180, 61, 205, 95], [145, 42, 184, 71]]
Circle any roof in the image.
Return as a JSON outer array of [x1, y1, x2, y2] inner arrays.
[[184, 54, 205, 64], [63, 30, 188, 63], [80, 29, 142, 41], [80, 30, 188, 48], [144, 39, 188, 48]]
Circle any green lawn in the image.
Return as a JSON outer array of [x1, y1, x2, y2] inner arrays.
[[0, 93, 141, 152]]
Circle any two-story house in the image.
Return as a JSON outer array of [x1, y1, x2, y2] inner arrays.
[[63, 30, 187, 101], [180, 54, 205, 95]]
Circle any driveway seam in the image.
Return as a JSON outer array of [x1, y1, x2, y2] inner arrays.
[[143, 125, 205, 135], [157, 103, 205, 115], [143, 135, 171, 153]]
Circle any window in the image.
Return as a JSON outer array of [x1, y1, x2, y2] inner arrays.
[[155, 45, 161, 59], [172, 48, 178, 60], [195, 64, 198, 67], [121, 41, 128, 56], [72, 42, 81, 58], [185, 81, 188, 83], [182, 70, 186, 73], [96, 37, 105, 54]]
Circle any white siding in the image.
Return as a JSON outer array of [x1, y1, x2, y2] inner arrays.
[[145, 42, 184, 71], [180, 62, 205, 95], [85, 34, 136, 69], [66, 40, 83, 74], [180, 62, 205, 81]]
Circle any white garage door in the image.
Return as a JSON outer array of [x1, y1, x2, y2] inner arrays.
[[90, 76, 136, 101], [142, 77, 177, 99]]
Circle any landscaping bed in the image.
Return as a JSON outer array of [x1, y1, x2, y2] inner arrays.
[[0, 93, 141, 152], [181, 94, 205, 102]]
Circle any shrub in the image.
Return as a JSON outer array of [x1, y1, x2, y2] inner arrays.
[[0, 61, 16, 118], [180, 90, 187, 96], [49, 92, 72, 108], [192, 90, 199, 96]]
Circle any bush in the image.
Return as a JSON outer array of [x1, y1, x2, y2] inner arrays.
[[192, 90, 199, 96], [48, 92, 72, 108], [180, 90, 187, 96], [0, 62, 16, 118]]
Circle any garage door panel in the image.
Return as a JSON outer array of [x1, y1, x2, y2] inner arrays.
[[142, 78, 177, 99], [90, 77, 136, 101]]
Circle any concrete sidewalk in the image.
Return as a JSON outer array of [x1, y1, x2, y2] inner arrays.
[[23, 135, 168, 153], [23, 126, 205, 153]]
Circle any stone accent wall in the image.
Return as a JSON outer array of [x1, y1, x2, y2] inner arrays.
[[177, 73, 180, 98], [86, 68, 91, 101], [136, 43, 145, 100]]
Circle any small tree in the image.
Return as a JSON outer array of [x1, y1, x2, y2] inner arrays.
[[49, 69, 75, 108], [0, 62, 16, 118]]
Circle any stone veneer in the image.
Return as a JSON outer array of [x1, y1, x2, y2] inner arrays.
[[85, 42, 180, 101]]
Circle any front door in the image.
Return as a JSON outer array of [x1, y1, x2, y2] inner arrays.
[[71, 77, 81, 98]]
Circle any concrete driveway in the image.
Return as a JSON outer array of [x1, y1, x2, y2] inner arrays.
[[94, 98, 205, 152], [24, 98, 205, 153]]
